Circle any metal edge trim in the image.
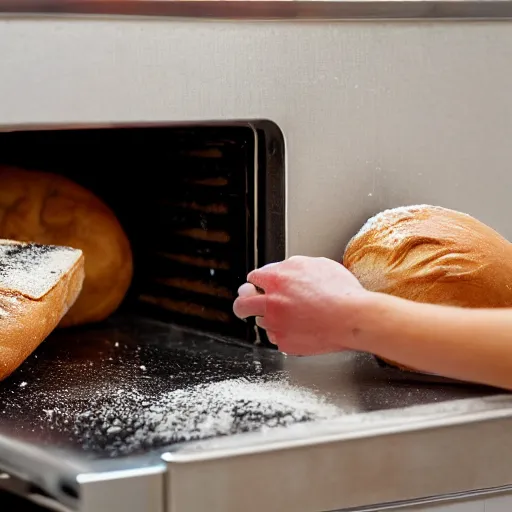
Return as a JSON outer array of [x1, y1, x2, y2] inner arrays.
[[0, 120, 262, 132], [252, 119, 286, 263], [76, 465, 166, 484], [324, 484, 512, 511], [160, 411, 512, 511], [251, 125, 259, 273], [1, 0, 512, 21], [160, 395, 512, 462], [76, 464, 166, 512]]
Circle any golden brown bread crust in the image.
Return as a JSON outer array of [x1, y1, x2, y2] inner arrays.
[[344, 205, 512, 308], [0, 240, 84, 380], [0, 167, 133, 327], [343, 205, 512, 372]]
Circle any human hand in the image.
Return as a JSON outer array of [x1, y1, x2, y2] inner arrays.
[[233, 256, 368, 356]]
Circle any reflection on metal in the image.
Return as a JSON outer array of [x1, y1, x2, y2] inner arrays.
[[78, 466, 165, 512], [326, 485, 512, 511], [1, 0, 512, 20], [161, 401, 512, 511], [28, 494, 74, 512]]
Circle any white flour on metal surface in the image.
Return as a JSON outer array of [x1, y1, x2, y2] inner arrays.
[[41, 376, 343, 456]]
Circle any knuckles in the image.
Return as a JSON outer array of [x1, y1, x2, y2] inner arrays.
[[286, 255, 310, 267]]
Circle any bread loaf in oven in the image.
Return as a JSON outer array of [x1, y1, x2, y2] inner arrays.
[[0, 240, 84, 380], [343, 205, 512, 371], [0, 167, 133, 327]]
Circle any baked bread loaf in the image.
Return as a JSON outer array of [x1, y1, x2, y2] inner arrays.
[[0, 167, 133, 327], [343, 205, 512, 371], [0, 240, 84, 380]]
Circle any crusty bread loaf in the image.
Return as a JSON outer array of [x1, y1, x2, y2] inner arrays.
[[0, 167, 133, 327], [343, 205, 512, 371], [0, 240, 84, 380]]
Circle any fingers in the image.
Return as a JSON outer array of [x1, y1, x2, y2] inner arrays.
[[247, 257, 308, 291], [234, 298, 277, 347], [235, 262, 285, 322], [247, 262, 280, 291], [238, 282, 259, 298], [255, 316, 268, 329], [265, 330, 278, 346], [235, 283, 266, 320], [233, 294, 266, 319]]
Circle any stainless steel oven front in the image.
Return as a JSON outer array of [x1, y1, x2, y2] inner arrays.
[[1, 4, 512, 512]]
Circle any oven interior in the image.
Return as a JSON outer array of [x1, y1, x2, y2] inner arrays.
[[0, 122, 285, 343], [0, 121, 286, 508]]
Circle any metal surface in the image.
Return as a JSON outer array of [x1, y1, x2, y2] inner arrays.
[[0, 316, 493, 459], [0, 314, 506, 511], [163, 398, 512, 511], [2, 19, 512, 261], [2, 13, 512, 512], [2, 0, 512, 20], [77, 466, 165, 512]]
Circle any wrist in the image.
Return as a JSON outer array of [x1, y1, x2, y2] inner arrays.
[[344, 290, 388, 352]]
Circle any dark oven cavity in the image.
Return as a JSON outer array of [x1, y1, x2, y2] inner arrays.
[[0, 122, 285, 344]]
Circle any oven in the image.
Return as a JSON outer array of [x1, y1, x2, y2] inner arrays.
[[2, 3, 512, 512]]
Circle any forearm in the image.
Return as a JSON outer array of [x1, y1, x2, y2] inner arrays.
[[352, 292, 512, 390]]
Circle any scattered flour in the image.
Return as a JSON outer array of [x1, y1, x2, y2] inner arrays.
[[343, 204, 478, 260], [356, 205, 434, 237], [350, 204, 472, 241], [43, 376, 342, 457], [344, 204, 448, 258]]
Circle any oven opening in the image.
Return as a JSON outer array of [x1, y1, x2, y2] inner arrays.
[[0, 122, 285, 345]]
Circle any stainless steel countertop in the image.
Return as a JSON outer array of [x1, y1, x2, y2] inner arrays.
[[0, 316, 510, 511], [0, 316, 495, 463], [163, 370, 512, 511]]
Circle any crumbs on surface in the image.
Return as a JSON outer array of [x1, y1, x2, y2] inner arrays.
[[0, 319, 347, 458], [29, 374, 342, 457]]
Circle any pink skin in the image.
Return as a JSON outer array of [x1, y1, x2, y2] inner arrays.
[[233, 256, 366, 356], [236, 256, 512, 390]]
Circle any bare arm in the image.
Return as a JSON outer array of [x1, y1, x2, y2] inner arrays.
[[233, 256, 512, 391], [355, 293, 512, 390]]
